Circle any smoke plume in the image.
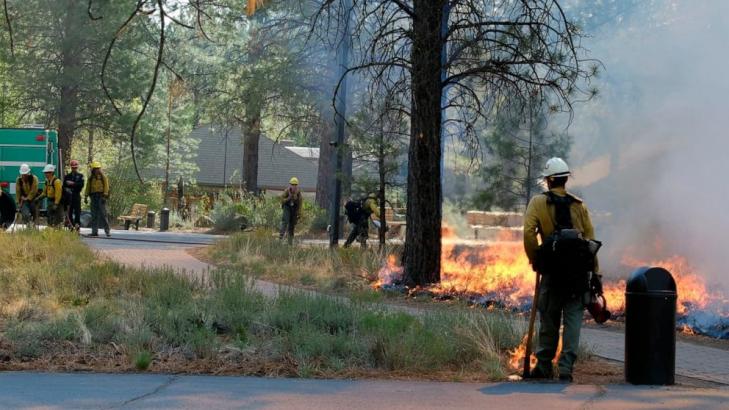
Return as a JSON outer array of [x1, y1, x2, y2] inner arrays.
[[569, 0, 729, 288]]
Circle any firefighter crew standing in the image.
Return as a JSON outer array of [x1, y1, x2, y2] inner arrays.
[[16, 163, 39, 224], [64, 159, 85, 228], [344, 193, 380, 249], [38, 164, 64, 227], [85, 162, 111, 237], [279, 177, 302, 244], [523, 157, 597, 383]]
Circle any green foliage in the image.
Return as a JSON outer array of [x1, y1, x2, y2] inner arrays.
[[213, 231, 387, 291], [473, 95, 572, 211], [0, 231, 529, 378], [103, 165, 164, 219], [134, 350, 153, 371]]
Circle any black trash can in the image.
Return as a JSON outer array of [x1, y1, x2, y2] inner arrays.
[[146, 211, 156, 229], [159, 208, 170, 232], [625, 266, 677, 385]]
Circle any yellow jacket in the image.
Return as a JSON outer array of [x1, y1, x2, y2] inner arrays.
[[364, 197, 380, 219], [16, 175, 39, 201], [85, 172, 109, 197], [280, 187, 302, 212], [523, 187, 597, 270], [41, 177, 63, 205]]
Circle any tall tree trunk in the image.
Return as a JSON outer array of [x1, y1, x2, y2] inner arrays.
[[87, 128, 94, 164], [242, 106, 261, 194], [57, 0, 82, 164], [403, 0, 445, 286], [378, 130, 387, 249], [315, 113, 335, 209], [164, 91, 172, 205]]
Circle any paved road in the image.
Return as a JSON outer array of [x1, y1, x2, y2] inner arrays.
[[85, 230, 729, 386], [0, 372, 727, 409]]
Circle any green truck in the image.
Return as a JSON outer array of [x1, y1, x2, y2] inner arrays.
[[0, 127, 60, 201]]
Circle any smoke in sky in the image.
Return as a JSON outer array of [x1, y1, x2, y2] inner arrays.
[[568, 0, 729, 287]]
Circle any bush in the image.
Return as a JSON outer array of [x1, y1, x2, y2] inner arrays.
[[103, 165, 164, 220], [134, 350, 153, 370]]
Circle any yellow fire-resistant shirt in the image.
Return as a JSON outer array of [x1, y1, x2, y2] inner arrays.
[[16, 175, 39, 201], [85, 172, 109, 197], [42, 177, 63, 205], [363, 197, 380, 219], [523, 187, 597, 271]]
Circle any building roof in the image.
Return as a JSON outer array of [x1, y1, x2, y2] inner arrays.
[[285, 146, 320, 161], [184, 124, 319, 191]]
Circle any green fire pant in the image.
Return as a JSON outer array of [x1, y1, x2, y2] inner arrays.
[[535, 276, 585, 377], [344, 219, 369, 248], [90, 194, 110, 235], [279, 205, 297, 244], [46, 203, 65, 227]]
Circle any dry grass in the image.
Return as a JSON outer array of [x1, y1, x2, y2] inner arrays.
[[0, 230, 528, 381], [210, 230, 393, 294]]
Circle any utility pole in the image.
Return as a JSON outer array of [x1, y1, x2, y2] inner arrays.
[[329, 0, 353, 248]]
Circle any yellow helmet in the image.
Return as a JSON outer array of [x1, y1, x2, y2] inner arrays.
[[289, 177, 299, 185], [90, 161, 102, 169]]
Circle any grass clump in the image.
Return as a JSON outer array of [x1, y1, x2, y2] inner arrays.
[[211, 230, 391, 293], [0, 230, 523, 380], [134, 350, 153, 370]]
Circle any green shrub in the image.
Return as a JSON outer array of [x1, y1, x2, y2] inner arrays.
[[103, 165, 164, 219], [134, 350, 153, 370]]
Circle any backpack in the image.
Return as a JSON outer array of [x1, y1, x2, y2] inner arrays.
[[344, 198, 367, 224], [536, 191, 601, 297], [53, 177, 72, 206]]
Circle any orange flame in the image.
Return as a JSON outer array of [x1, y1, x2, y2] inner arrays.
[[437, 242, 535, 307], [374, 228, 727, 334], [508, 332, 562, 372], [606, 255, 723, 315]]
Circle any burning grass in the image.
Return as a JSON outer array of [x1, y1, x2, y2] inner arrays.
[[0, 230, 529, 380]]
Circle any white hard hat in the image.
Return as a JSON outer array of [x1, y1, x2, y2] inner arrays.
[[541, 157, 571, 178], [19, 164, 31, 175], [43, 164, 56, 173]]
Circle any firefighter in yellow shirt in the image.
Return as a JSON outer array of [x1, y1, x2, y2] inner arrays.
[[84, 161, 110, 237], [344, 193, 380, 249], [37, 164, 64, 227], [523, 157, 597, 383], [16, 163, 39, 225]]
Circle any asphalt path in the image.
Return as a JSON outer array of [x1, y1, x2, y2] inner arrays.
[[0, 372, 727, 409]]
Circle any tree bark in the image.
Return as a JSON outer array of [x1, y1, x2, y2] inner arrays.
[[402, 0, 445, 286], [378, 130, 387, 249], [87, 128, 94, 164], [57, 0, 83, 164], [315, 115, 335, 209], [242, 105, 261, 194], [164, 90, 172, 205]]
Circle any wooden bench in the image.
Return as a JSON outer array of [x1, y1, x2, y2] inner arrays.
[[118, 203, 148, 230]]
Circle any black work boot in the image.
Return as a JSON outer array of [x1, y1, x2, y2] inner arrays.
[[558, 374, 573, 383], [527, 365, 554, 380]]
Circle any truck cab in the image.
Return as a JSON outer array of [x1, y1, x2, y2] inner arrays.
[[0, 127, 60, 202]]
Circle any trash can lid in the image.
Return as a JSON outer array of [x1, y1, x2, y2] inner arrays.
[[626, 266, 677, 293]]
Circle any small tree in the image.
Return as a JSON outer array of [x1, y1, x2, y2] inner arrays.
[[474, 94, 571, 211], [349, 94, 407, 249]]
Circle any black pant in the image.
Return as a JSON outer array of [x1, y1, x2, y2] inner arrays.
[[344, 218, 369, 248], [279, 205, 297, 244], [68, 195, 82, 226]]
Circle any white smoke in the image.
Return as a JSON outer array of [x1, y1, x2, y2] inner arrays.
[[569, 0, 729, 288]]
